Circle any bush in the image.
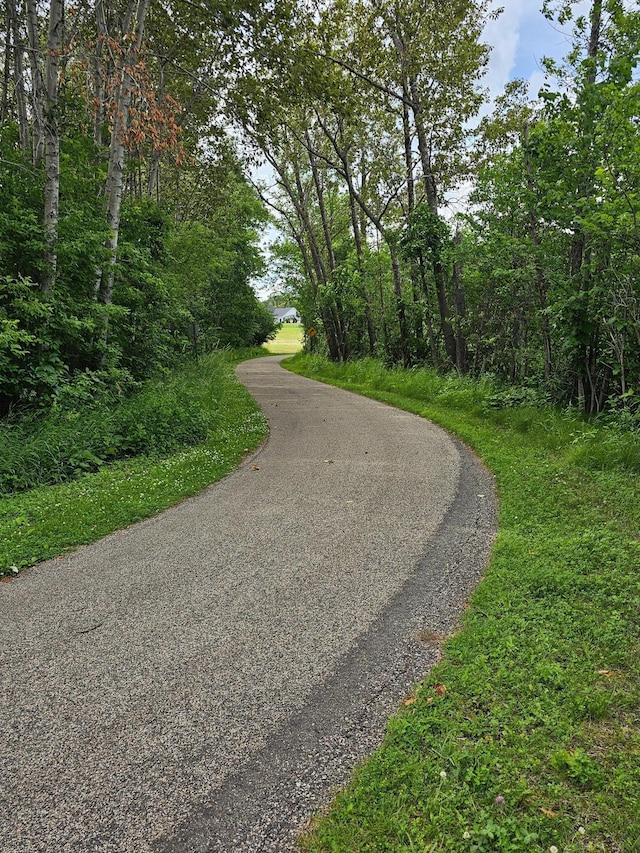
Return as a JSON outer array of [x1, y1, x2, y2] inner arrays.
[[112, 386, 209, 458], [0, 366, 211, 495]]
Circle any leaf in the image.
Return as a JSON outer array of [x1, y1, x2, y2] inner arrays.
[[433, 683, 447, 696]]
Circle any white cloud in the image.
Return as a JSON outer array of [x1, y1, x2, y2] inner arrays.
[[527, 68, 548, 99], [482, 0, 593, 104], [482, 0, 528, 99]]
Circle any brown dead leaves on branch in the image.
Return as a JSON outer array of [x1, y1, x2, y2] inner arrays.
[[70, 33, 186, 165]]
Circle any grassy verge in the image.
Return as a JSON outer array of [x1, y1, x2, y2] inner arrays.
[[285, 355, 640, 853], [0, 350, 268, 577]]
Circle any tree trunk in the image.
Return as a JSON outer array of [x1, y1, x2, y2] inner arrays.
[[1, 0, 10, 123], [338, 125, 376, 355], [7, 0, 29, 152], [408, 74, 458, 367], [570, 0, 602, 410], [100, 0, 150, 316], [390, 240, 411, 367], [417, 253, 440, 369], [305, 140, 349, 360], [269, 152, 341, 361], [25, 0, 45, 165], [375, 230, 391, 361], [306, 134, 336, 274], [401, 81, 415, 214], [400, 84, 427, 359], [451, 229, 467, 373], [21, 0, 63, 292], [523, 123, 552, 381], [93, 0, 107, 148], [314, 116, 410, 364], [41, 0, 64, 294]]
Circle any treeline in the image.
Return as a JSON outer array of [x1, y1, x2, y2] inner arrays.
[[2, 0, 638, 419], [0, 0, 276, 417], [248, 0, 639, 416]]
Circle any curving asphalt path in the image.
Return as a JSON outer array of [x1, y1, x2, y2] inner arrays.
[[0, 355, 496, 852]]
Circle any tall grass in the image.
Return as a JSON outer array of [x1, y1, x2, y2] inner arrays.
[[0, 374, 211, 494], [286, 354, 640, 853], [0, 350, 268, 576]]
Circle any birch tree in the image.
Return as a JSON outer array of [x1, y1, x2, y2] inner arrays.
[[97, 0, 150, 312]]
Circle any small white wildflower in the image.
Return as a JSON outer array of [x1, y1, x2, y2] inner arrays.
[[578, 827, 586, 835], [463, 831, 471, 840], [550, 847, 559, 853], [439, 770, 447, 779]]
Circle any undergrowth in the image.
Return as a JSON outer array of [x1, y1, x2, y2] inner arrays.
[[0, 349, 267, 577], [286, 355, 640, 853]]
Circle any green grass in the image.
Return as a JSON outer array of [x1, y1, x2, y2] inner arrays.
[[0, 350, 268, 577], [264, 322, 304, 353], [284, 355, 640, 853]]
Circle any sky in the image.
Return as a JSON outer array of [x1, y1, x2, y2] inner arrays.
[[483, 0, 592, 101], [436, 1, 594, 216]]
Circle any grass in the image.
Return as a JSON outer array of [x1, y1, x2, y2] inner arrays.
[[284, 355, 640, 853], [264, 322, 304, 354], [0, 350, 268, 577]]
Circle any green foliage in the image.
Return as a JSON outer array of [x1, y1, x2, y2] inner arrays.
[[166, 164, 273, 351], [399, 204, 449, 261], [460, 2, 640, 412], [1, 114, 269, 414], [0, 127, 45, 283], [550, 749, 604, 790], [289, 355, 640, 853], [0, 350, 268, 575], [0, 365, 212, 495]]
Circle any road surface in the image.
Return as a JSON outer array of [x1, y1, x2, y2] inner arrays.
[[0, 355, 496, 852]]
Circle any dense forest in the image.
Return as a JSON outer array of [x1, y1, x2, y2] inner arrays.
[[0, 0, 277, 417], [1, 0, 639, 418]]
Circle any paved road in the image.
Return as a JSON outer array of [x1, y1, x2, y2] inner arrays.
[[0, 356, 496, 853]]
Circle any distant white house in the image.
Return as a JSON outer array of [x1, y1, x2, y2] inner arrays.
[[269, 306, 300, 324]]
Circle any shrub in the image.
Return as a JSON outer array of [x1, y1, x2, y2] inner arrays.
[[0, 365, 211, 495]]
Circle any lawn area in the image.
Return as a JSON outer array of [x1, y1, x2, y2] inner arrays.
[[285, 354, 640, 853], [264, 322, 304, 353]]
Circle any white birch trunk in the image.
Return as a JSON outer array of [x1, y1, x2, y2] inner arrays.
[[41, 0, 64, 293], [24, 0, 45, 165], [100, 0, 150, 313], [93, 0, 107, 147]]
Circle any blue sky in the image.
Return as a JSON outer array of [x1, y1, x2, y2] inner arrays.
[[482, 0, 591, 100]]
